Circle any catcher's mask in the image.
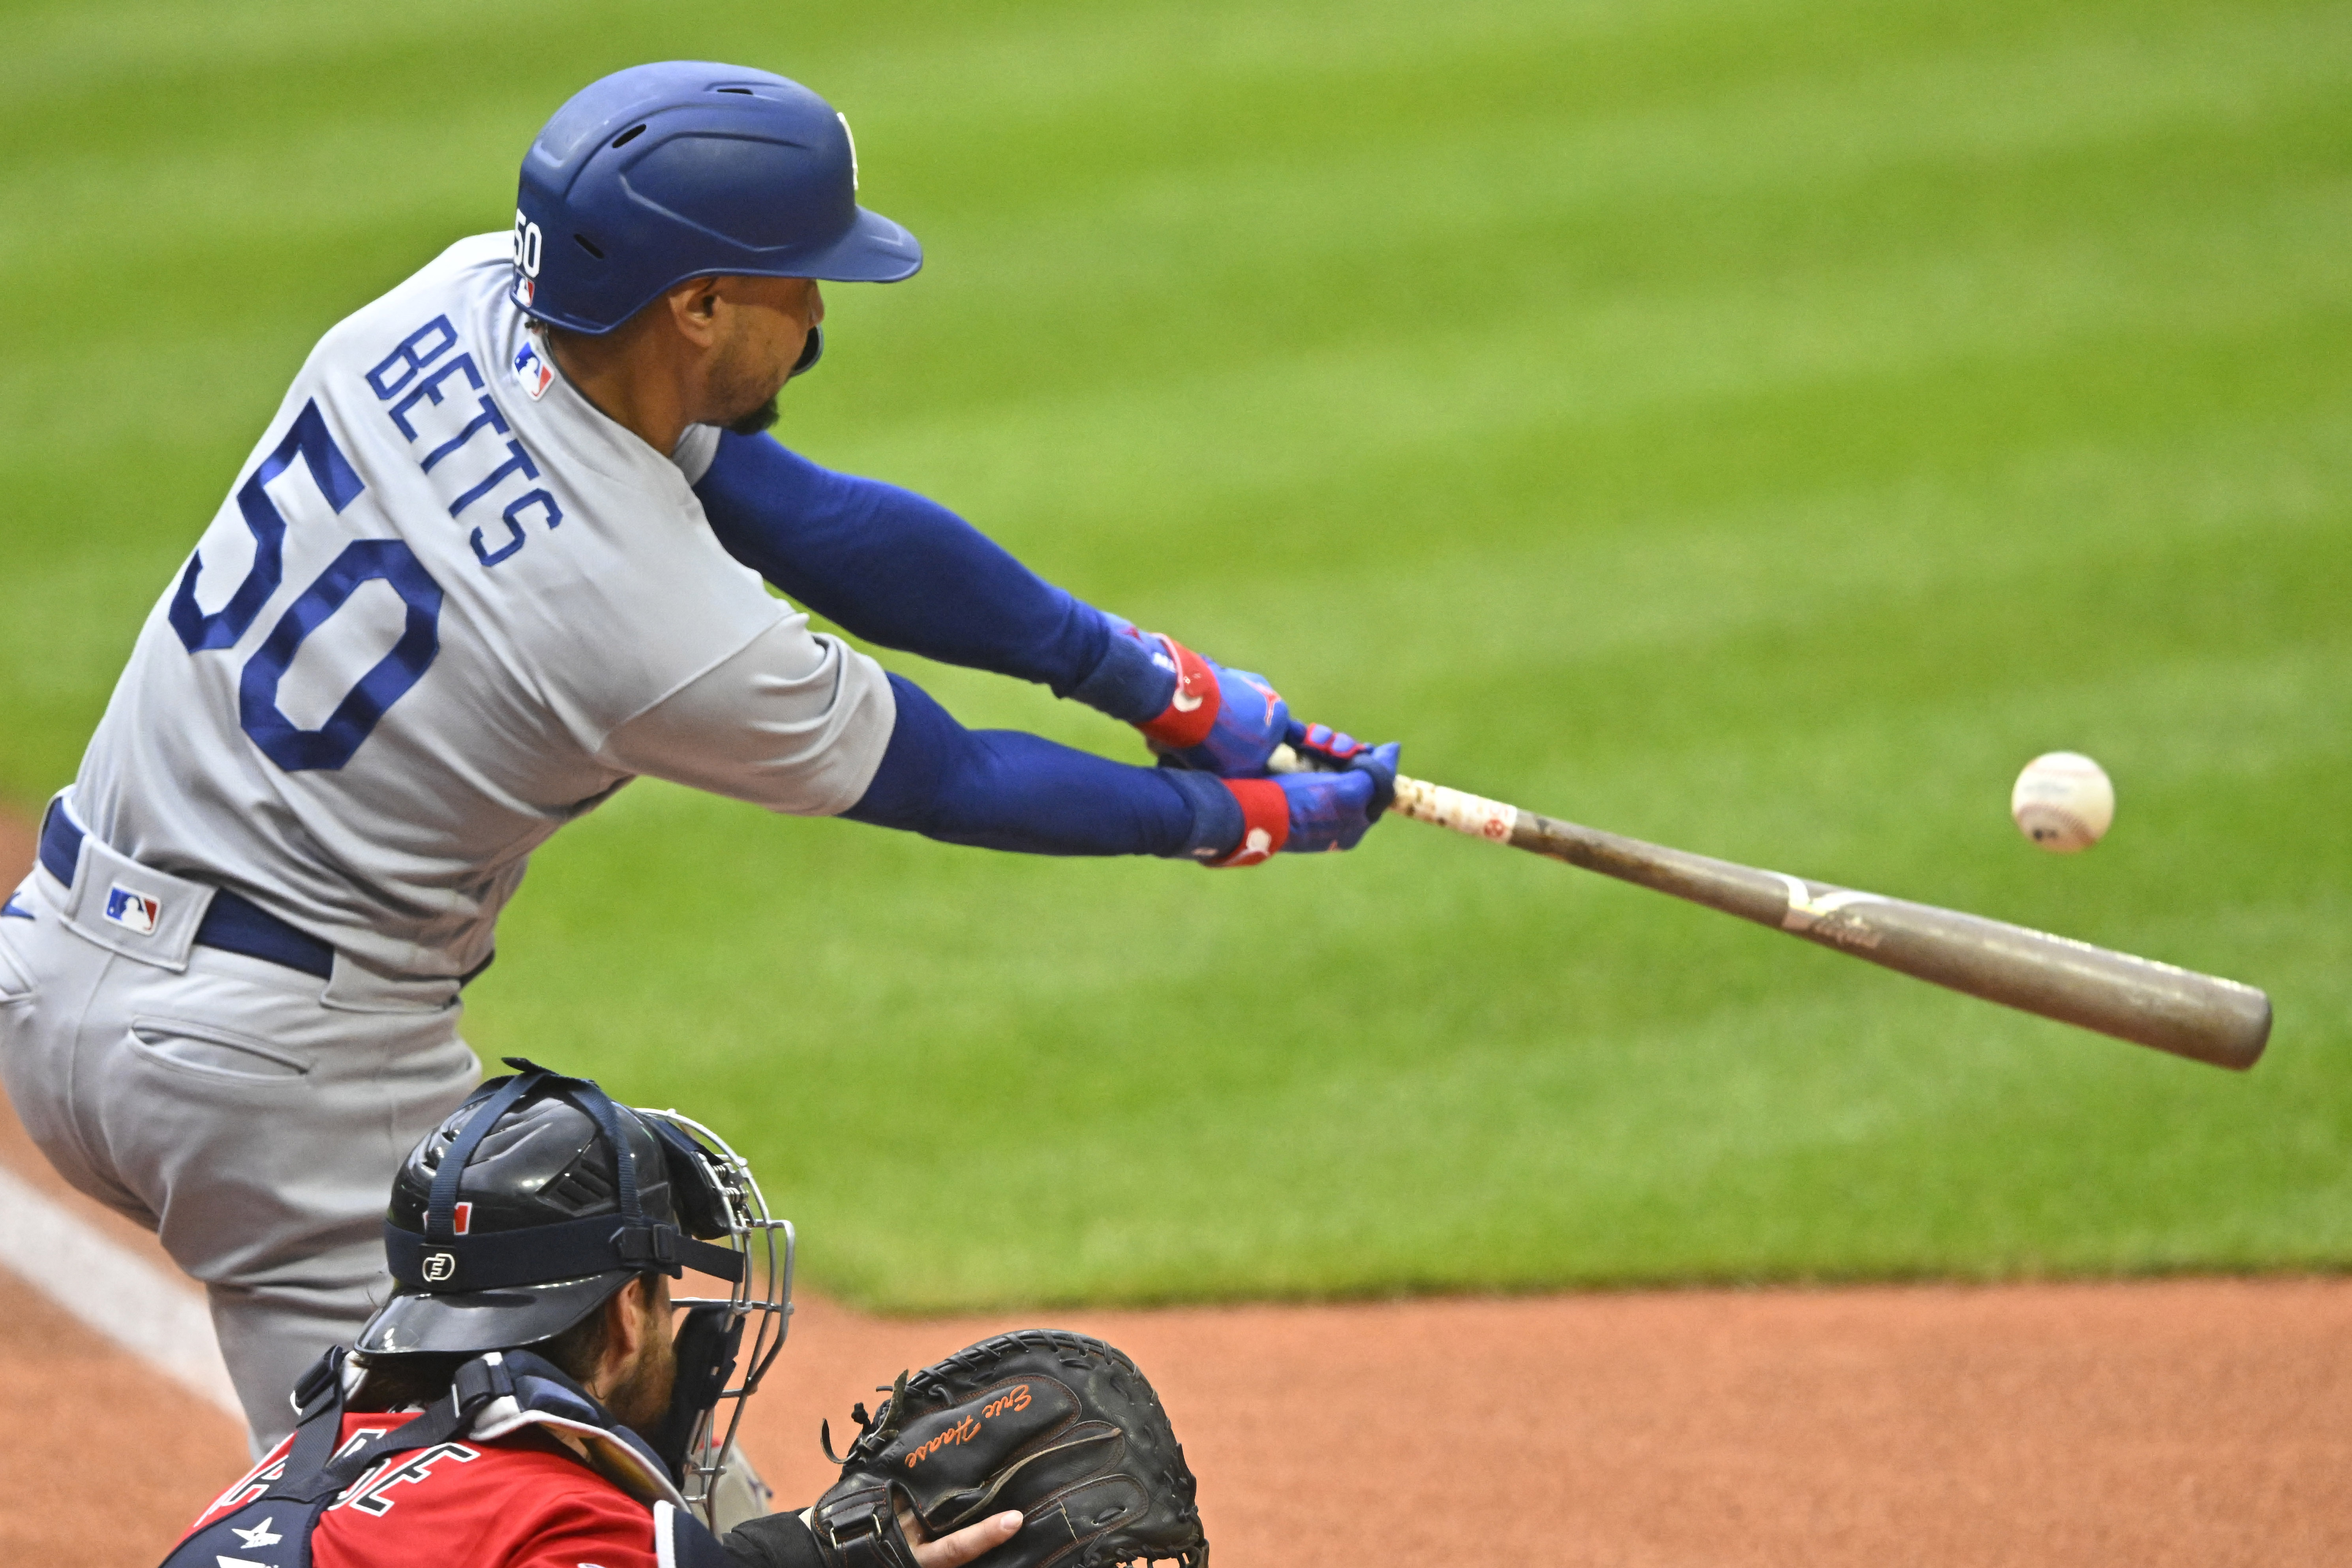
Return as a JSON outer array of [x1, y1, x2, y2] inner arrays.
[[355, 1057, 793, 1517]]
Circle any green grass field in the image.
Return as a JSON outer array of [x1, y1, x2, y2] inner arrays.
[[4, 0, 2347, 1310]]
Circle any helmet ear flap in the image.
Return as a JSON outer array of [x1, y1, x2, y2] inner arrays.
[[647, 1115, 734, 1239]]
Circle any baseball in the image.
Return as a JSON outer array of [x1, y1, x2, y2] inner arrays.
[[2010, 752, 2114, 853]]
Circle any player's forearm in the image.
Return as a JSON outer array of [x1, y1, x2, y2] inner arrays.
[[695, 431, 1113, 693], [842, 674, 1242, 859]]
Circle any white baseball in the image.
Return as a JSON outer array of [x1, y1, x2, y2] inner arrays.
[[2010, 751, 2114, 853]]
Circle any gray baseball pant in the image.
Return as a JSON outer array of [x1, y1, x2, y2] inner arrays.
[[0, 858, 478, 1449]]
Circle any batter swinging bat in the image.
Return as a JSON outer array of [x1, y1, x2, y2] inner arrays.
[[1275, 750, 2271, 1070]]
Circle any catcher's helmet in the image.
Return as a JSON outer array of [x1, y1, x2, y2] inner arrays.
[[510, 60, 922, 334], [355, 1059, 794, 1519], [357, 1058, 748, 1356]]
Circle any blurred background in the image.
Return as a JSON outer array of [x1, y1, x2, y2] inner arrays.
[[2, 0, 2346, 1311]]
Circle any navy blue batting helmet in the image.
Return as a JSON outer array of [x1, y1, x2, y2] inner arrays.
[[511, 61, 923, 334]]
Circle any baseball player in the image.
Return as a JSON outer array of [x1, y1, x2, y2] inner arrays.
[[168, 1060, 1031, 1568], [0, 60, 1398, 1448]]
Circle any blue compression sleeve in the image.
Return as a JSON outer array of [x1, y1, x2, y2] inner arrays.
[[695, 430, 1112, 695], [845, 675, 1243, 859]]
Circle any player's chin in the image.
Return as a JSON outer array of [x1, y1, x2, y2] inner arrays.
[[724, 394, 782, 437]]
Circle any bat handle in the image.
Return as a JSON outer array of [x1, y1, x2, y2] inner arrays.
[[1269, 746, 1521, 845], [1389, 774, 1520, 843]]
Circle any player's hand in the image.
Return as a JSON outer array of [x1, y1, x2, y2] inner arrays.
[[1209, 740, 1400, 864], [1282, 718, 1401, 824], [1284, 718, 1379, 773], [1134, 637, 1290, 778], [1154, 660, 1290, 777], [1278, 739, 1399, 852], [908, 1508, 1024, 1568]]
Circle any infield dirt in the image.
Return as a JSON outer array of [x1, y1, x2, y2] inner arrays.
[[2, 814, 2347, 1567]]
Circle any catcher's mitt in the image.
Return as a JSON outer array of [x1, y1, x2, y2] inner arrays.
[[810, 1330, 1207, 1568]]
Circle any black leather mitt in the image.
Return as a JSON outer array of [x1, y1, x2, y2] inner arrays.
[[809, 1330, 1207, 1568]]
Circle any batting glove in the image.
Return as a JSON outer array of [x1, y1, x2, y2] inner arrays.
[[1069, 615, 1293, 778], [1284, 718, 1380, 776], [1126, 635, 1287, 777], [1208, 740, 1401, 865]]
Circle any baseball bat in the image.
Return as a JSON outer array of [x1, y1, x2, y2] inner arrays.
[[1273, 749, 2271, 1070]]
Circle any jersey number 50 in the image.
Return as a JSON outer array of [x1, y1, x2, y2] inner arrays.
[[169, 400, 443, 773]]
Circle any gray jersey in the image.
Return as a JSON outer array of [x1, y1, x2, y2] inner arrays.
[[71, 233, 895, 980]]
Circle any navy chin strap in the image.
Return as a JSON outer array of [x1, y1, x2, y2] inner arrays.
[[387, 1058, 743, 1294]]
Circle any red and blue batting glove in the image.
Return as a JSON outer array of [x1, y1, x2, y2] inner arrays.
[[1285, 719, 1377, 772], [1133, 635, 1292, 778], [1206, 739, 1401, 866]]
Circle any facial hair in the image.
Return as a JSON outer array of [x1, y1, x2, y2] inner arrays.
[[604, 1322, 680, 1437], [726, 396, 781, 437], [708, 330, 785, 437]]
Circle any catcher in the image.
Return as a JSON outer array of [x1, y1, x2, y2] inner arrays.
[[161, 1061, 1207, 1568]]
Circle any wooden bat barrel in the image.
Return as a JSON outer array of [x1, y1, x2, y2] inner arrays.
[[1388, 774, 2271, 1070]]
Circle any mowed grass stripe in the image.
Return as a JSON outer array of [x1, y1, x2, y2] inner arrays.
[[825, 177, 2350, 565], [886, 311, 2352, 765], [796, 0, 2352, 419]]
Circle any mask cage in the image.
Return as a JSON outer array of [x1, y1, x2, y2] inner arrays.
[[640, 1105, 795, 1528]]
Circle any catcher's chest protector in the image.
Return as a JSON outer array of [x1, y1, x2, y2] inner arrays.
[[161, 1363, 475, 1568], [160, 1350, 728, 1568]]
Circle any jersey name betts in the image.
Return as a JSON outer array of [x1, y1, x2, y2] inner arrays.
[[71, 235, 894, 980]]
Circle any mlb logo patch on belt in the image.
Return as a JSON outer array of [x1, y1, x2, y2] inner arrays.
[[103, 884, 161, 935]]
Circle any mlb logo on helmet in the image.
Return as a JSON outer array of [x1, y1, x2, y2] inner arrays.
[[103, 884, 161, 935], [422, 1251, 458, 1283], [516, 276, 535, 307], [512, 341, 555, 402]]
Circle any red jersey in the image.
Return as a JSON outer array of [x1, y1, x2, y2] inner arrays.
[[185, 1411, 671, 1568]]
